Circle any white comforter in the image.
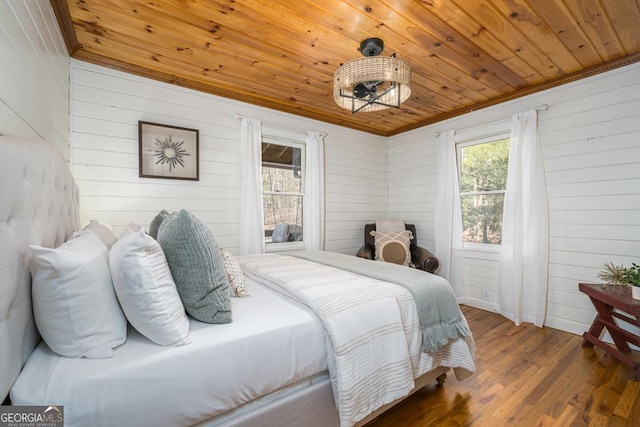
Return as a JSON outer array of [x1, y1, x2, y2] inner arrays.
[[238, 253, 475, 427], [11, 278, 327, 427]]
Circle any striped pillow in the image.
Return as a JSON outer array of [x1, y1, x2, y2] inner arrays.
[[221, 248, 248, 297]]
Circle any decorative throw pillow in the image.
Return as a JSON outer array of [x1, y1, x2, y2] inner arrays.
[[29, 230, 127, 358], [271, 223, 290, 242], [109, 223, 191, 346], [148, 209, 170, 240], [83, 219, 117, 249], [221, 248, 248, 297], [157, 210, 232, 324], [370, 229, 413, 266]]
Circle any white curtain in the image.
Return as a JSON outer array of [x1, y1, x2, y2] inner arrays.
[[304, 131, 325, 251], [434, 130, 467, 301], [496, 109, 549, 326], [239, 117, 265, 255]]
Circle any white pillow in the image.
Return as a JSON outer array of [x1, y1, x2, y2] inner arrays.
[[109, 224, 191, 346], [30, 230, 127, 358], [83, 219, 117, 249]]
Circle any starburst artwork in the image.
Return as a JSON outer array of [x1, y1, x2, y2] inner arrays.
[[153, 136, 190, 171], [139, 121, 199, 180]]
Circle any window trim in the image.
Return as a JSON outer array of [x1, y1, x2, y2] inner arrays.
[[456, 131, 510, 247], [261, 136, 306, 251]]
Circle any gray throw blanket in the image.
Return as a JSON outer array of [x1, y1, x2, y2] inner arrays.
[[292, 250, 471, 353]]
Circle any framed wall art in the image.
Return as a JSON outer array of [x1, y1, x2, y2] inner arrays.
[[138, 121, 199, 181]]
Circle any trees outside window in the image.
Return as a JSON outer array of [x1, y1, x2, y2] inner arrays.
[[262, 140, 304, 245], [458, 137, 510, 244]]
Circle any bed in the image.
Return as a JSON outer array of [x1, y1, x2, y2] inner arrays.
[[0, 136, 475, 426]]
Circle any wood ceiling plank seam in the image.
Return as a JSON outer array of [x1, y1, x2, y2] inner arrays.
[[402, 82, 490, 112], [159, 0, 371, 71], [563, 0, 626, 61], [487, 0, 583, 73], [600, 0, 640, 54], [399, 96, 456, 117], [399, 31, 519, 96], [74, 35, 345, 110], [525, 0, 605, 67], [73, 0, 342, 83], [75, 46, 297, 104], [401, 57, 502, 103], [375, 0, 530, 88], [411, 0, 544, 82], [67, 0, 340, 83], [76, 35, 337, 103], [451, 0, 565, 80], [408, 72, 495, 108]]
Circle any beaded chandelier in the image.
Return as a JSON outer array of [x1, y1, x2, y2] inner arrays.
[[333, 38, 411, 113]]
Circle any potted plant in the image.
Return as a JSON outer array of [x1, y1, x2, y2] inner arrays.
[[624, 263, 640, 300], [598, 262, 640, 300], [597, 262, 628, 286]]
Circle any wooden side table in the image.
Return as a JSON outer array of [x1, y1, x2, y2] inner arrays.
[[579, 283, 640, 381]]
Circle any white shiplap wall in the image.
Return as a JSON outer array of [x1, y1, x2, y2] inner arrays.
[[0, 0, 69, 156], [388, 62, 640, 336], [70, 60, 386, 255]]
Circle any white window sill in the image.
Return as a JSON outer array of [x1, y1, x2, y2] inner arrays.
[[462, 242, 501, 253], [265, 241, 306, 253]]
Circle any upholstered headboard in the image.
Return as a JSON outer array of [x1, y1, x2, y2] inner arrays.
[[0, 136, 79, 401]]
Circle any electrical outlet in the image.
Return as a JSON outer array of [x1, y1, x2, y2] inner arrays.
[[482, 289, 490, 301]]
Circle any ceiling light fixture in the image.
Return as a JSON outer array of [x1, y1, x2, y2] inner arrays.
[[333, 38, 411, 114]]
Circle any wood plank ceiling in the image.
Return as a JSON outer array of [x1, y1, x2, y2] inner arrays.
[[51, 0, 640, 136]]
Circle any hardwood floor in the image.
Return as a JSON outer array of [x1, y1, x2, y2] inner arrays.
[[367, 306, 640, 426]]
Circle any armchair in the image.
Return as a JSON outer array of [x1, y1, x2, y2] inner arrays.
[[355, 223, 440, 274]]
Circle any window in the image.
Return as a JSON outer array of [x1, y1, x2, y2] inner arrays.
[[262, 139, 304, 247], [457, 136, 510, 245]]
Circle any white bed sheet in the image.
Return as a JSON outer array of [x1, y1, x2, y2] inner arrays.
[[10, 278, 327, 427]]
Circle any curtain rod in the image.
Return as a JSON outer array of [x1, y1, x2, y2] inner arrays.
[[234, 113, 327, 138], [433, 104, 549, 138]]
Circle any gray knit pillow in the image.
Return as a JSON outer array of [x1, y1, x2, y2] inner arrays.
[[148, 209, 170, 240], [157, 210, 232, 324]]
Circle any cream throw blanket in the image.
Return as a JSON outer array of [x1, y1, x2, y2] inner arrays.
[[375, 219, 406, 233]]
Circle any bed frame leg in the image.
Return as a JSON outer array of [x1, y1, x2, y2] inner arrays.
[[436, 373, 447, 387]]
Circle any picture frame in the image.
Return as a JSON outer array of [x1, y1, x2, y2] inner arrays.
[[138, 121, 199, 181]]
